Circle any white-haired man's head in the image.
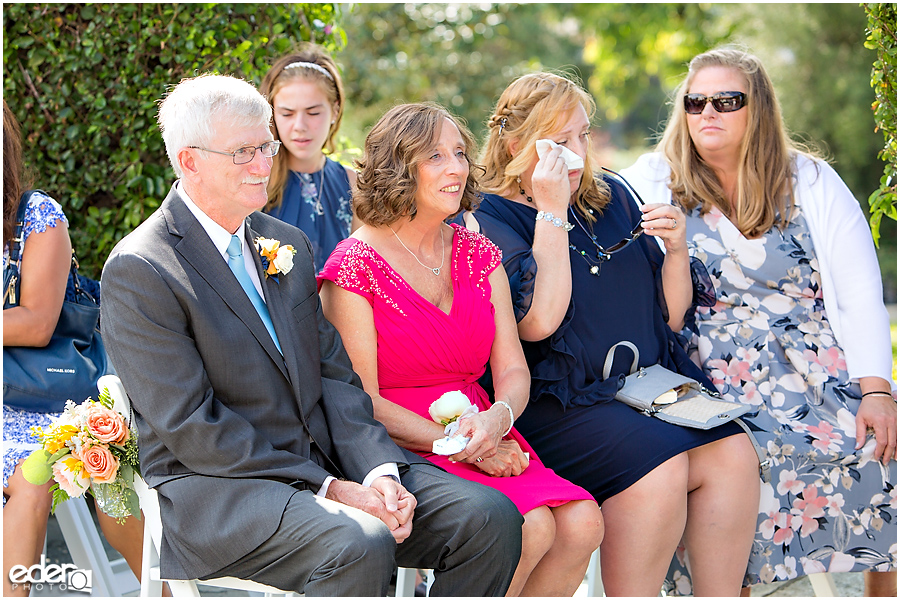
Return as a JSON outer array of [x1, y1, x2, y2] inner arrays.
[[158, 74, 272, 178]]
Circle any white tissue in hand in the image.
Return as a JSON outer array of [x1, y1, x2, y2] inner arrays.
[[432, 435, 469, 455], [536, 139, 584, 170]]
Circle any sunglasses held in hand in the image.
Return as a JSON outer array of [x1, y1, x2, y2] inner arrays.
[[683, 91, 747, 114]]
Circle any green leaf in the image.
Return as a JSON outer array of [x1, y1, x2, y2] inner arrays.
[[124, 486, 142, 519], [49, 484, 72, 515]]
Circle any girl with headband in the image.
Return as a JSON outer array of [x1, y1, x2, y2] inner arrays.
[[260, 44, 360, 272]]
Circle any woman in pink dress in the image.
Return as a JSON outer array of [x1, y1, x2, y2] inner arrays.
[[319, 103, 603, 596]]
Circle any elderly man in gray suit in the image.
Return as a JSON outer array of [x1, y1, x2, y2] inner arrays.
[[100, 74, 522, 596]]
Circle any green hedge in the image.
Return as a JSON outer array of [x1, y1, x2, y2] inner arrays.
[[3, 3, 345, 278], [864, 2, 898, 246]]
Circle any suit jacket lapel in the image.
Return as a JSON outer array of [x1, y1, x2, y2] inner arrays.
[[164, 192, 288, 380], [244, 224, 294, 381]]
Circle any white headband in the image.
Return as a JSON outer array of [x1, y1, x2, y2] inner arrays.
[[284, 61, 334, 82]]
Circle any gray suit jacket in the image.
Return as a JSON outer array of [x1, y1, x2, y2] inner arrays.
[[101, 185, 423, 579]]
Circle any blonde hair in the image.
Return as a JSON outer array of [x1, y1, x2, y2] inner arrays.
[[658, 46, 817, 237], [354, 103, 482, 227], [259, 43, 345, 211], [481, 72, 609, 222]]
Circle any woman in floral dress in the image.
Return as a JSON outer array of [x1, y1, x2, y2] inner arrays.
[[623, 47, 896, 596], [2, 100, 147, 596]]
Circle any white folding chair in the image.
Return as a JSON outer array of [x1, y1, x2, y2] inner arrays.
[[52, 498, 140, 597], [134, 475, 295, 597], [98, 375, 293, 597], [807, 572, 839, 596], [99, 375, 418, 597], [585, 547, 604, 596]]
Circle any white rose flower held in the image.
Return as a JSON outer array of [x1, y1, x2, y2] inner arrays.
[[429, 390, 474, 426]]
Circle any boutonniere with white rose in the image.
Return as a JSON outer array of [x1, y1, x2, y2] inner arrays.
[[255, 237, 297, 282], [429, 391, 479, 455]]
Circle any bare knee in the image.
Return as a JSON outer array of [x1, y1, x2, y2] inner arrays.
[[521, 506, 556, 557], [552, 500, 604, 554], [688, 434, 759, 490]]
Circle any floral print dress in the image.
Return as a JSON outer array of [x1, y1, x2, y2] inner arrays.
[[667, 203, 897, 592]]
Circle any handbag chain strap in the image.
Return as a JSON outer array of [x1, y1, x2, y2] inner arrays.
[[4, 191, 34, 307]]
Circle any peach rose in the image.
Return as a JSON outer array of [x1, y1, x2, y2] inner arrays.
[[52, 459, 91, 497], [78, 444, 120, 484], [85, 405, 129, 444]]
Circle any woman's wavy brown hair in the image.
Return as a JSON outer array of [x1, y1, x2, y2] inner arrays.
[[481, 71, 610, 222], [354, 102, 483, 227], [4, 100, 28, 246], [259, 43, 345, 212], [658, 46, 817, 237]]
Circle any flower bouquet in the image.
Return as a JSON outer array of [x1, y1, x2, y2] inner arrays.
[[21, 386, 141, 523], [429, 391, 478, 455]]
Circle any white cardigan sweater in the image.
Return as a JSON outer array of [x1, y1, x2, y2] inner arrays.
[[621, 152, 894, 383]]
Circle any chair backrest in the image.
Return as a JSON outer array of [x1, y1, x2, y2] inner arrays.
[[98, 374, 132, 427], [99, 375, 166, 547]]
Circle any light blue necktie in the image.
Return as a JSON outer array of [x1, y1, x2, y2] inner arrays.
[[226, 234, 282, 354]]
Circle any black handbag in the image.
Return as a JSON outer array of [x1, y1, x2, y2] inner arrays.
[[3, 190, 112, 413]]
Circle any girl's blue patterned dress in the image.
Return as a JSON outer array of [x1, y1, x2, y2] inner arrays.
[[265, 157, 353, 274]]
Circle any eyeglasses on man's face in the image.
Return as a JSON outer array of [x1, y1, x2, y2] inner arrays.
[[189, 140, 282, 165], [683, 91, 747, 115]]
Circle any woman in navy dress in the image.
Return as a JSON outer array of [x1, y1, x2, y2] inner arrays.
[[462, 72, 760, 596], [260, 43, 359, 273]]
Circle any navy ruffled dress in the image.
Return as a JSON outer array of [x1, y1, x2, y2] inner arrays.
[[469, 174, 741, 504]]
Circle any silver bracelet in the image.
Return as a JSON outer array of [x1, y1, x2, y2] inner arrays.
[[536, 210, 574, 231], [495, 400, 515, 437]]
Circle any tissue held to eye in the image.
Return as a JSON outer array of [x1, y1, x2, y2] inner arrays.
[[535, 139, 584, 170]]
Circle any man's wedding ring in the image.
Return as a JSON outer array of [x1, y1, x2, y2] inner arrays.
[[475, 457, 484, 463], [670, 218, 677, 229]]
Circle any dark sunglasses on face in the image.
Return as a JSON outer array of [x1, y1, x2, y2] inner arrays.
[[683, 91, 747, 114]]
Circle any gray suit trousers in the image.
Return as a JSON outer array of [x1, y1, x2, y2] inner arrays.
[[203, 463, 523, 596]]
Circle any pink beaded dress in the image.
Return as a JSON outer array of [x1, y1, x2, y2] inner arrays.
[[318, 224, 593, 514]]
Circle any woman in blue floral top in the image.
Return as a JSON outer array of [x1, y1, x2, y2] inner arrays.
[[260, 43, 359, 274], [2, 100, 147, 596]]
